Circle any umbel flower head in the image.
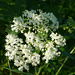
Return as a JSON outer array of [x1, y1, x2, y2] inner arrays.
[[5, 9, 66, 71]]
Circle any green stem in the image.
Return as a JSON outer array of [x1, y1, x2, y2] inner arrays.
[[55, 47, 75, 75], [35, 66, 38, 75], [8, 60, 12, 75], [36, 65, 45, 75]]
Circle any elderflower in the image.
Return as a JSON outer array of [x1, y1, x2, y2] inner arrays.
[[5, 9, 66, 71], [50, 32, 66, 47]]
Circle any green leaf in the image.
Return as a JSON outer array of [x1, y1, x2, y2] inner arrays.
[[59, 49, 74, 59], [5, 25, 18, 34], [59, 17, 75, 33], [68, 72, 75, 75], [0, 0, 26, 21], [49, 60, 57, 70], [12, 69, 33, 75], [0, 65, 33, 75], [0, 0, 12, 3], [36, 50, 40, 53], [0, 72, 3, 74]]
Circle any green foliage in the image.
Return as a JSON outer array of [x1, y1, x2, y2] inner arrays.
[[0, 0, 75, 75], [60, 17, 75, 33]]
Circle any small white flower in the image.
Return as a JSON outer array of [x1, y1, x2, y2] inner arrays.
[[50, 32, 66, 47], [18, 66, 23, 71]]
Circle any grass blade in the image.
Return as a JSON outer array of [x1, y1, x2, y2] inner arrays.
[[55, 47, 75, 75], [0, 65, 33, 75]]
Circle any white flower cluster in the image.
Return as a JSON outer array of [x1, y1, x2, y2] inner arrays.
[[50, 32, 66, 47], [5, 9, 66, 71], [5, 34, 40, 71], [11, 10, 59, 33]]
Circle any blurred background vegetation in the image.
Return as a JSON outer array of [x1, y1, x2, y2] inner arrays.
[[0, 0, 75, 75]]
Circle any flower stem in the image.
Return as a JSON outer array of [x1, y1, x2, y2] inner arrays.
[[55, 47, 75, 75], [8, 60, 12, 75]]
